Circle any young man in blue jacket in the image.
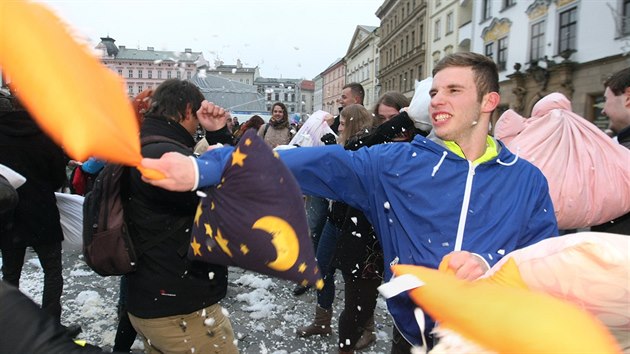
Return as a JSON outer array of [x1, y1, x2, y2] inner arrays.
[[141, 52, 558, 352]]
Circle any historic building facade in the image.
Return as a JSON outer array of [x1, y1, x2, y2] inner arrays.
[[376, 0, 428, 97], [321, 58, 346, 114], [345, 25, 380, 109], [96, 36, 208, 97], [471, 0, 630, 129]]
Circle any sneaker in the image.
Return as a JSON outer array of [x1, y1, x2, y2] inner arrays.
[[292, 284, 311, 296], [62, 324, 83, 338]]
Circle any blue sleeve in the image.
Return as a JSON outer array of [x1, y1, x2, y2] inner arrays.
[[196, 146, 235, 188], [278, 145, 374, 211], [195, 144, 377, 212]]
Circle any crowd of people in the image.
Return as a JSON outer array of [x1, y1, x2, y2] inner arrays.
[[0, 54, 628, 354]]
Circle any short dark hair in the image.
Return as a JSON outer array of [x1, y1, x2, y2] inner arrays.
[[605, 67, 630, 96], [147, 79, 204, 121], [343, 82, 365, 104], [271, 102, 288, 121], [433, 52, 499, 102]]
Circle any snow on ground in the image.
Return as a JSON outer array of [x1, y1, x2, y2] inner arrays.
[[2, 248, 394, 353]]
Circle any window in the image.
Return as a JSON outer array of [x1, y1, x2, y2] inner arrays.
[[482, 0, 492, 21], [412, 30, 415, 48], [267, 93, 272, 100], [128, 69, 133, 78], [410, 69, 414, 87], [158, 70, 162, 79], [128, 85, 133, 94], [148, 70, 152, 79], [502, 0, 515, 10], [558, 7, 577, 53], [284, 93, 288, 101], [176, 71, 181, 79], [187, 71, 192, 79], [275, 93, 279, 101], [485, 42, 494, 60], [446, 12, 454, 34], [138, 85, 143, 92], [138, 70, 142, 79], [404, 72, 408, 91], [117, 69, 122, 76], [167, 71, 172, 79], [418, 64, 423, 79], [498, 37, 508, 70], [406, 35, 409, 53], [434, 19, 441, 40], [530, 20, 546, 62]]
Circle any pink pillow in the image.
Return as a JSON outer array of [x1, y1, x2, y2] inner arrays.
[[495, 92, 630, 229], [485, 232, 630, 350]]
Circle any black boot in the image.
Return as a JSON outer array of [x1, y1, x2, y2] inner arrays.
[[292, 284, 311, 296]]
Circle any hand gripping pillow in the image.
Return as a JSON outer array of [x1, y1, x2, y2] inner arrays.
[[485, 232, 630, 351], [494, 92, 630, 229]]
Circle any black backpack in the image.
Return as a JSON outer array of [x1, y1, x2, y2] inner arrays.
[[82, 136, 189, 276]]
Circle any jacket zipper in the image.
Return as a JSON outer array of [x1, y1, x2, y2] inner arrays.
[[455, 161, 475, 251]]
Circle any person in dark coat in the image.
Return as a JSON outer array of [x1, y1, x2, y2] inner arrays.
[[0, 96, 79, 335], [124, 79, 237, 353]]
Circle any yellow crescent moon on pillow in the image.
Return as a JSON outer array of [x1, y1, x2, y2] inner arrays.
[[252, 216, 299, 272]]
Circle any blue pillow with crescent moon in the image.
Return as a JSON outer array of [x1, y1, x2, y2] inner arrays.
[[188, 129, 323, 289]]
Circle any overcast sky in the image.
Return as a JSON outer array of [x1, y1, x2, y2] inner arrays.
[[36, 0, 383, 80]]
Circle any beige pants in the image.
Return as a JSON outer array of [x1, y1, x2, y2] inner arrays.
[[129, 303, 239, 354]]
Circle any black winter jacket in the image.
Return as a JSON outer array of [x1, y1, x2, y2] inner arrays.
[[125, 115, 228, 318], [0, 110, 66, 249]]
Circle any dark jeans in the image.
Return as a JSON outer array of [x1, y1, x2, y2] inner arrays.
[[1, 242, 63, 322], [305, 196, 328, 250], [114, 275, 137, 352], [338, 273, 381, 350], [316, 220, 341, 309]]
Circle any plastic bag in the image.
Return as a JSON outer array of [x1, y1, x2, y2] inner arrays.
[[55, 192, 84, 253], [288, 110, 336, 147]]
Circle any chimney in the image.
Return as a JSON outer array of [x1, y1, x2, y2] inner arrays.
[[185, 48, 192, 53], [147, 47, 154, 51], [119, 45, 126, 49]]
